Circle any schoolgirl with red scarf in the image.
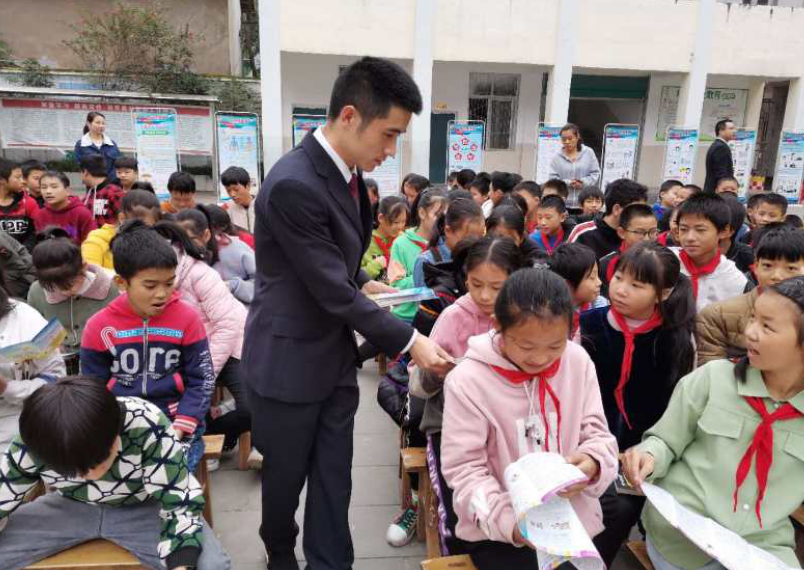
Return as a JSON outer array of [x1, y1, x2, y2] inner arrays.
[[361, 196, 409, 281]]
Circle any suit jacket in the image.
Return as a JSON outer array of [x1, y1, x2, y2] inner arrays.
[[704, 138, 734, 193], [243, 132, 413, 403]]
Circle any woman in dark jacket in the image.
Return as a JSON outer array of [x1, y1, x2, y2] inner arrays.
[[73, 111, 121, 182]]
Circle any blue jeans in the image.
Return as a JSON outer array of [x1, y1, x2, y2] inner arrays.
[[646, 535, 726, 570], [186, 428, 206, 472]]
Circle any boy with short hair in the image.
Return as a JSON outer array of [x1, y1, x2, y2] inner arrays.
[[745, 192, 764, 228], [597, 203, 658, 296], [0, 377, 230, 570], [696, 224, 804, 365], [714, 176, 740, 195], [456, 168, 476, 190], [739, 192, 788, 246], [674, 184, 701, 205], [569, 178, 648, 260], [80, 154, 125, 227], [114, 156, 139, 192], [577, 186, 604, 218], [541, 178, 570, 200], [80, 221, 215, 470], [719, 193, 754, 274], [654, 179, 682, 220], [0, 157, 40, 250], [21, 160, 46, 208], [530, 195, 570, 254], [162, 171, 197, 215], [468, 175, 493, 218], [220, 166, 255, 233], [674, 192, 749, 311], [513, 180, 541, 234], [34, 170, 96, 245], [488, 171, 520, 208]]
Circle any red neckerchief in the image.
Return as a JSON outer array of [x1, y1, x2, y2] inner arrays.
[[609, 307, 663, 429], [527, 219, 538, 236], [490, 359, 563, 452], [657, 232, 669, 246], [679, 249, 721, 299], [734, 397, 803, 527], [410, 233, 429, 253], [373, 233, 394, 265], [572, 303, 591, 339], [536, 227, 565, 255], [605, 243, 628, 283]]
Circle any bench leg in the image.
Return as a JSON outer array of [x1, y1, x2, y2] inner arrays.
[[422, 467, 440, 558], [238, 431, 252, 471]]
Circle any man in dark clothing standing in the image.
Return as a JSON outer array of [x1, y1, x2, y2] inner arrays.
[[704, 118, 736, 193]]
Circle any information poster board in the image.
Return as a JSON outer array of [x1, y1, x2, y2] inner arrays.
[[292, 115, 327, 147], [535, 124, 564, 184], [601, 124, 640, 188], [0, 98, 212, 154], [773, 131, 804, 203], [662, 127, 699, 185], [446, 121, 484, 177], [728, 128, 757, 198], [215, 113, 261, 201], [371, 140, 402, 199], [132, 108, 179, 200], [656, 87, 748, 142]]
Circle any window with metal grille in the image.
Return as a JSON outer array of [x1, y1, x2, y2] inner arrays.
[[468, 73, 520, 150]]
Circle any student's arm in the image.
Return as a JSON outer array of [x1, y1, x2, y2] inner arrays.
[[190, 265, 241, 376], [695, 303, 730, 366], [390, 239, 415, 290], [580, 151, 601, 186], [227, 246, 257, 304], [3, 351, 64, 406], [175, 314, 215, 437], [548, 154, 564, 182], [360, 247, 384, 280], [140, 407, 205, 570], [441, 374, 518, 545], [412, 253, 427, 288], [81, 232, 106, 268], [409, 306, 460, 398], [79, 314, 114, 382], [0, 440, 43, 523], [77, 210, 97, 245]]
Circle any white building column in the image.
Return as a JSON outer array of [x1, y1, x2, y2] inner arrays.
[[258, 0, 284, 172], [409, 0, 436, 177], [544, 0, 578, 125], [783, 75, 804, 131], [227, 0, 243, 77], [675, 0, 716, 130]]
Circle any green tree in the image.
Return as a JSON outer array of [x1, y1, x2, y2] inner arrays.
[[0, 36, 14, 68], [212, 78, 261, 114], [17, 59, 54, 87]]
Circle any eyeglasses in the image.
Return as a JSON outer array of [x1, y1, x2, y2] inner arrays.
[[624, 228, 660, 239]]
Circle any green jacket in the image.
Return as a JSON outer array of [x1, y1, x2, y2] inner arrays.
[[361, 229, 394, 281], [390, 228, 429, 321]]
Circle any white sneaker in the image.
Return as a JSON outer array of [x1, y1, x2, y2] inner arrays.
[[247, 448, 264, 470], [385, 507, 418, 546], [206, 458, 220, 472]]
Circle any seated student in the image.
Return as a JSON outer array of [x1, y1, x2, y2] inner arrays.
[[488, 171, 520, 210], [624, 277, 804, 570], [0, 264, 65, 452], [27, 229, 119, 374], [582, 243, 696, 566], [35, 171, 96, 245], [787, 214, 804, 230], [720, 193, 754, 274], [530, 195, 571, 255], [0, 377, 230, 570], [576, 185, 604, 223], [696, 224, 804, 366], [220, 165, 256, 234], [513, 180, 541, 235], [440, 268, 618, 570], [657, 206, 681, 247], [468, 174, 493, 219], [654, 179, 682, 222], [546, 242, 604, 343], [674, 192, 749, 312], [114, 155, 138, 193], [80, 221, 216, 471], [21, 160, 46, 208], [540, 178, 570, 201], [82, 189, 161, 272], [598, 203, 658, 297], [741, 192, 788, 246], [362, 196, 408, 282], [714, 175, 740, 195], [0, 158, 40, 251], [161, 171, 197, 216], [456, 168, 476, 190], [487, 204, 541, 265], [80, 155, 124, 228], [569, 178, 649, 260], [674, 183, 701, 205]]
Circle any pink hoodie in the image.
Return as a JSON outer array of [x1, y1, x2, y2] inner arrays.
[[441, 333, 618, 546]]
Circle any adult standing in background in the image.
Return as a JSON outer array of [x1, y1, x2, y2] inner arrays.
[[704, 118, 735, 193], [549, 123, 601, 207], [243, 56, 453, 570], [74, 111, 121, 182]]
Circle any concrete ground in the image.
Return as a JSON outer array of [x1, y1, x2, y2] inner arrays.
[[209, 359, 643, 570]]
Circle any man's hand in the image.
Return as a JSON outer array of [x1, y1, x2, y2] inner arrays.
[[622, 448, 655, 489], [513, 523, 536, 550], [557, 452, 598, 499], [362, 280, 398, 295], [409, 334, 455, 377], [387, 260, 406, 284], [375, 255, 388, 269]]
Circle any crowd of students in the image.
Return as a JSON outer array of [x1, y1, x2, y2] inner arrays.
[[365, 166, 804, 570]]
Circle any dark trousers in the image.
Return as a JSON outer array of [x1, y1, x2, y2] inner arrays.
[[207, 357, 251, 451], [248, 384, 359, 570], [592, 482, 646, 567]]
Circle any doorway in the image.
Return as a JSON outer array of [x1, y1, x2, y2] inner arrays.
[[429, 112, 456, 184]]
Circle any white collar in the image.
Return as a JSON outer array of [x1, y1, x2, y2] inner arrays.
[[81, 132, 113, 147], [313, 126, 354, 184]]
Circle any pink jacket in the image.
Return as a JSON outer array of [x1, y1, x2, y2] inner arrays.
[[430, 294, 492, 361], [175, 249, 247, 375], [441, 333, 618, 546]]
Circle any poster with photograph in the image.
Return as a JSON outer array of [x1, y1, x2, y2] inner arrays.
[[662, 127, 699, 185], [215, 113, 261, 201], [601, 124, 640, 188], [132, 108, 179, 200], [773, 131, 804, 203]]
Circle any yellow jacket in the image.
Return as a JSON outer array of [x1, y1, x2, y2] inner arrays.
[[81, 224, 116, 271]]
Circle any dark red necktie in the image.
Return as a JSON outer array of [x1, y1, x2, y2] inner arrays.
[[348, 174, 359, 207], [679, 249, 721, 299], [734, 397, 803, 527]]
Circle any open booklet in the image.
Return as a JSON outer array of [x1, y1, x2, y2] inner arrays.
[[367, 287, 437, 308], [642, 483, 799, 570], [504, 452, 605, 570], [0, 318, 67, 365]]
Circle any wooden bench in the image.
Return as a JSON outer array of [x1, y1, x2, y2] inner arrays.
[[25, 434, 224, 570], [400, 446, 440, 558], [627, 541, 656, 570], [421, 554, 478, 570], [212, 387, 253, 471]]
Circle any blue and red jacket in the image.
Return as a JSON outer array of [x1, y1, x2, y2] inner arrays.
[[80, 293, 215, 436]]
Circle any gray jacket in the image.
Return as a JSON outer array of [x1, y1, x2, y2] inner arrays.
[[548, 145, 601, 206], [213, 236, 256, 305]]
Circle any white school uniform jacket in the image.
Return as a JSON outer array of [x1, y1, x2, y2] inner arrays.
[[671, 247, 749, 313]]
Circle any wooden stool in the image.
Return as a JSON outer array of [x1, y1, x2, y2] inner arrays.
[[197, 434, 224, 528], [212, 386, 252, 471], [627, 541, 656, 570], [400, 446, 439, 556], [378, 353, 388, 376], [421, 554, 478, 570]]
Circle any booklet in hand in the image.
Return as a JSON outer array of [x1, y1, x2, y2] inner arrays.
[[0, 318, 67, 364]]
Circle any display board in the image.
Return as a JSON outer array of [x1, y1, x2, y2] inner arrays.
[[0, 97, 212, 154], [600, 124, 640, 188], [535, 123, 564, 184], [370, 140, 402, 199], [656, 86, 748, 142], [292, 115, 327, 147], [446, 121, 484, 177], [773, 131, 804, 203], [728, 128, 757, 198], [215, 113, 261, 201], [662, 127, 699, 185], [132, 108, 179, 200]]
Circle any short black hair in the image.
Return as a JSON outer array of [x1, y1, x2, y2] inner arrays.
[[114, 156, 138, 171], [447, 171, 459, 182], [498, 193, 528, 214], [676, 192, 731, 231], [111, 220, 178, 280], [329, 57, 423, 124], [447, 188, 473, 203], [786, 215, 804, 230], [747, 193, 764, 209], [578, 186, 603, 205], [20, 376, 123, 478], [542, 179, 569, 199], [468, 176, 491, 196], [167, 172, 196, 194], [39, 170, 71, 188], [755, 192, 788, 215], [513, 180, 541, 199], [486, 204, 525, 238], [32, 229, 83, 292], [457, 169, 476, 188], [221, 166, 250, 187], [604, 179, 648, 213], [715, 176, 739, 188], [406, 174, 430, 194], [491, 171, 519, 194], [79, 155, 107, 178], [547, 243, 597, 291], [619, 203, 656, 229], [755, 225, 804, 263], [659, 179, 683, 195], [683, 184, 703, 194], [21, 160, 47, 178], [539, 195, 567, 214], [0, 158, 19, 182], [720, 193, 746, 234], [130, 181, 155, 194], [715, 118, 734, 136], [364, 178, 379, 191], [122, 189, 161, 215]]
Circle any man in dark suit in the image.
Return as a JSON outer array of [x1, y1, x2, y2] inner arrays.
[[243, 57, 453, 570], [704, 118, 736, 193]]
